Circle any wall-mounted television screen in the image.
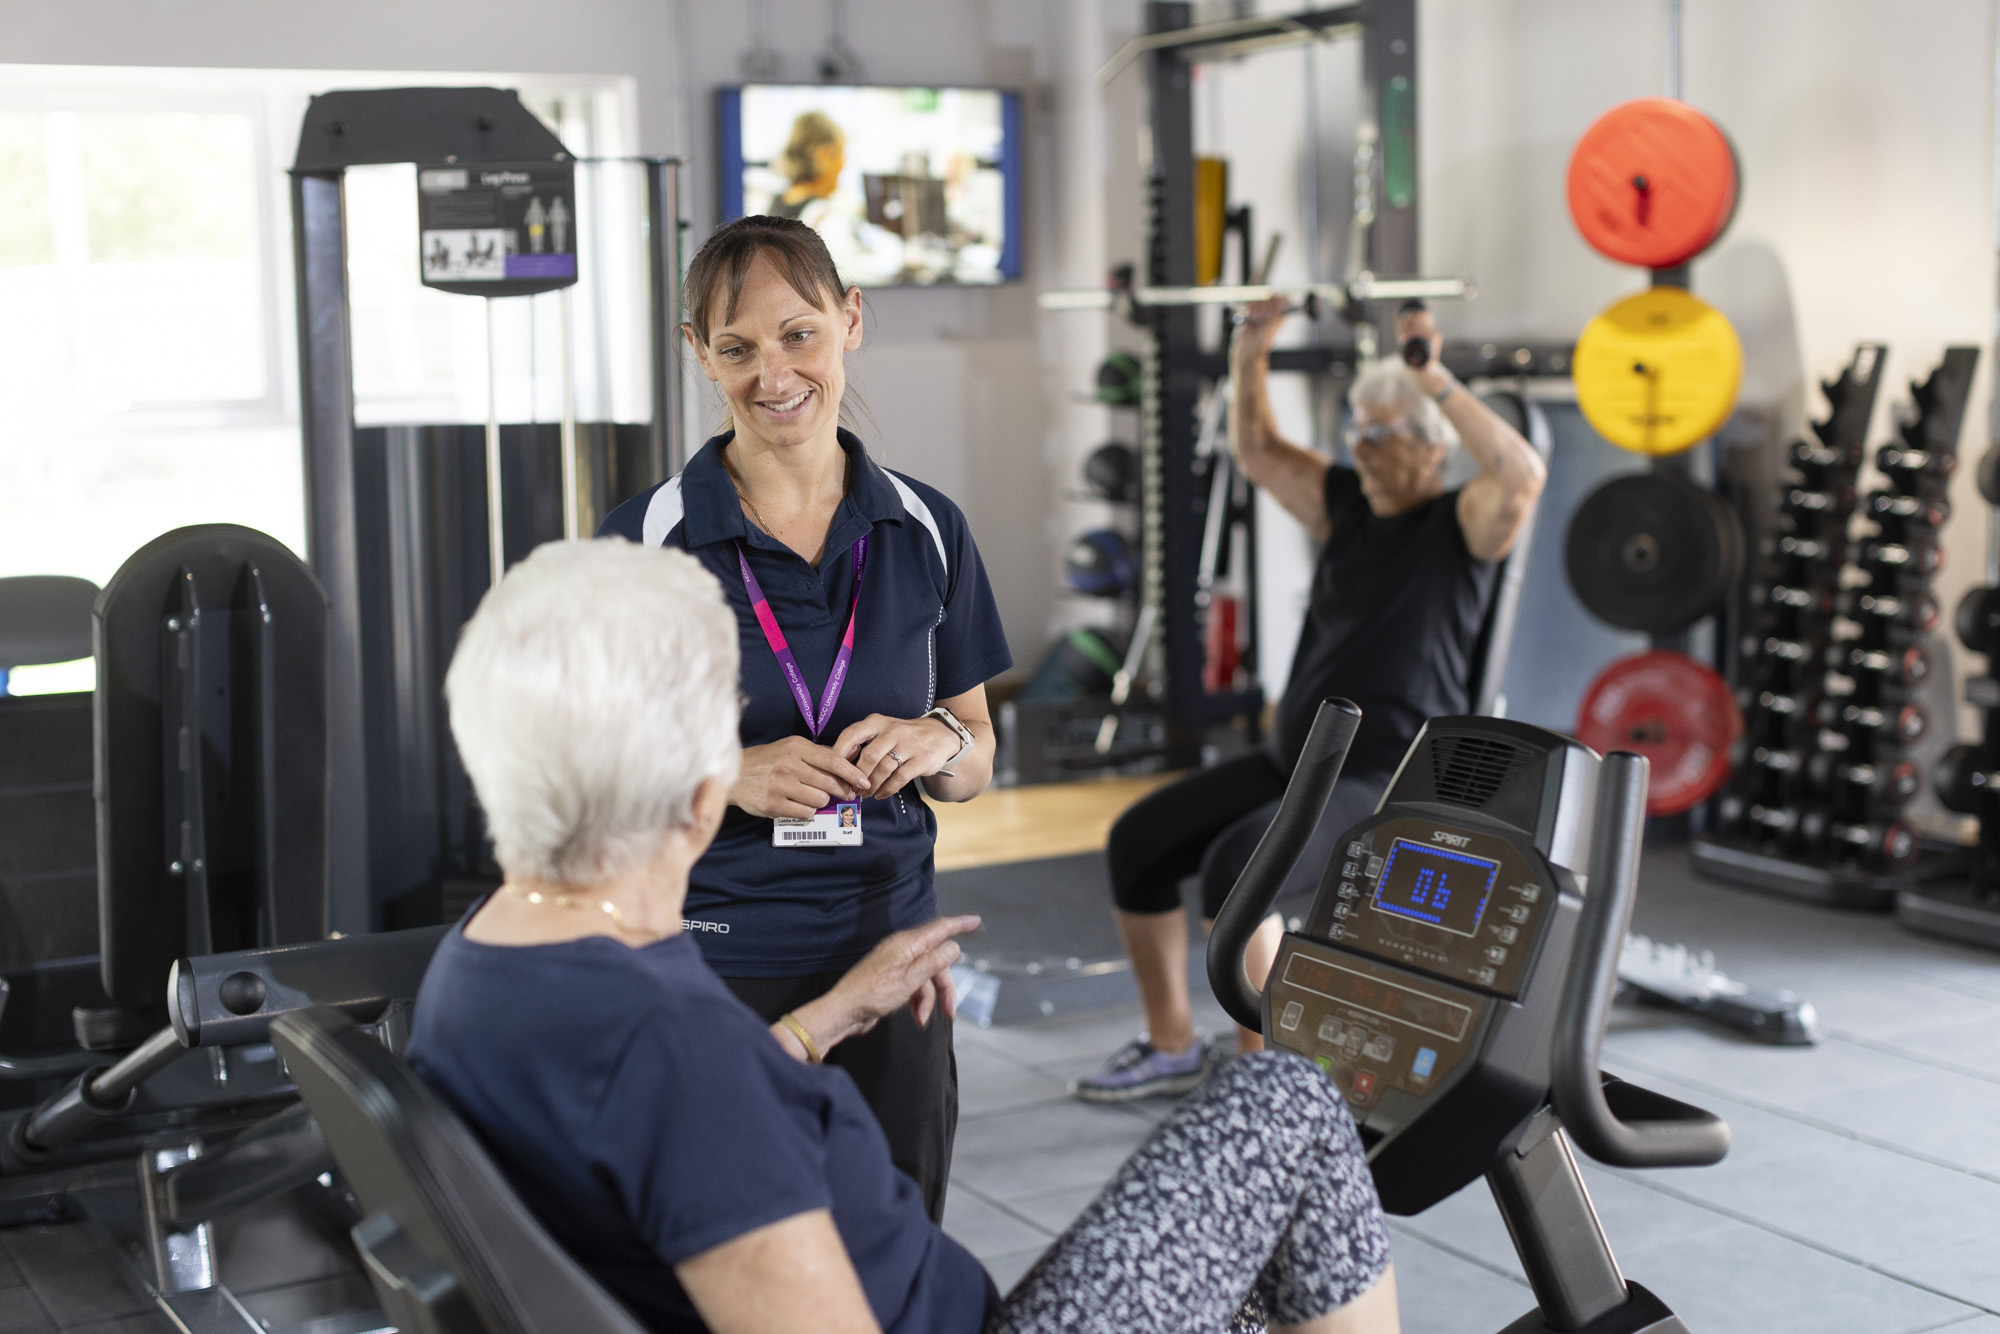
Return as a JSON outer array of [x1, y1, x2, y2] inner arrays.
[[717, 84, 1021, 287]]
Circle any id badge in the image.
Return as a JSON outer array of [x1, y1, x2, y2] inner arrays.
[[772, 800, 863, 848]]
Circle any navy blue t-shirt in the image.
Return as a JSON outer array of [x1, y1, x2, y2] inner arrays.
[[599, 432, 1013, 976], [408, 921, 993, 1334]]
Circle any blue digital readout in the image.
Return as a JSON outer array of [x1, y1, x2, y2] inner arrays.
[[1370, 839, 1500, 937]]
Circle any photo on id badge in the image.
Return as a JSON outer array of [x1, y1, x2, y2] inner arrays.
[[774, 800, 863, 847]]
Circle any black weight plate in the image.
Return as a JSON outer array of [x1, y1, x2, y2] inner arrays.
[[1955, 585, 2000, 655], [1981, 449, 2000, 507], [1936, 743, 1981, 814], [1565, 473, 1744, 633]]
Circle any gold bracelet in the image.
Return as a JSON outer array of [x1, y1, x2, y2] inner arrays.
[[778, 1011, 824, 1064]]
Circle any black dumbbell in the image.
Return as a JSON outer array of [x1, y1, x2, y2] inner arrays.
[[1789, 439, 1858, 474], [1858, 562, 1945, 599], [1867, 490, 1951, 528], [1748, 744, 1806, 778], [1714, 790, 1751, 833], [1797, 808, 1918, 867], [1831, 641, 1931, 686], [1845, 589, 1941, 631], [1956, 586, 2000, 656], [1806, 754, 1921, 808], [1819, 698, 1928, 743], [1877, 443, 1955, 480], [1742, 801, 1806, 844], [1752, 687, 1813, 721], [1759, 635, 1814, 664], [1772, 533, 1836, 563], [1761, 582, 1832, 615], [1782, 485, 1852, 517], [1877, 450, 1956, 504], [1857, 539, 1944, 576]]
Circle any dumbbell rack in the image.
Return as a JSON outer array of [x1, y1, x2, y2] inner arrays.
[[1899, 389, 2000, 947], [1694, 347, 1975, 907]]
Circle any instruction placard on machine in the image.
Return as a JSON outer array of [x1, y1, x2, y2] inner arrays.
[[416, 160, 578, 296]]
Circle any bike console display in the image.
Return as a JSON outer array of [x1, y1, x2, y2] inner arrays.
[[1262, 717, 1600, 1213]]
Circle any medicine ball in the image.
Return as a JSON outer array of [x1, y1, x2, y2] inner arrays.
[[1065, 529, 1136, 598], [1083, 443, 1139, 503], [1017, 626, 1130, 703], [1096, 352, 1143, 406]]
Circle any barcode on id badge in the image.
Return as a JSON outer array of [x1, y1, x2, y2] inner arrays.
[[782, 829, 828, 841]]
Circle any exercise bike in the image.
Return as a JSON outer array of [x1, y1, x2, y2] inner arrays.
[[1211, 701, 1730, 1334]]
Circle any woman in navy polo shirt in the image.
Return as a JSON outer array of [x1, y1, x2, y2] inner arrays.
[[599, 215, 1012, 1220]]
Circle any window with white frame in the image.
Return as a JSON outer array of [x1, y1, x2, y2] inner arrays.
[[0, 67, 643, 695]]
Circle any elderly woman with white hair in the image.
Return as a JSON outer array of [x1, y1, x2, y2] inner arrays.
[[408, 539, 1399, 1334], [1075, 302, 1548, 1103]]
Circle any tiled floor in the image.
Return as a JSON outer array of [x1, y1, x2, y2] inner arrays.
[[944, 845, 2000, 1334]]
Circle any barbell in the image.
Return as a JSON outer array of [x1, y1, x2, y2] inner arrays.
[[1037, 273, 1474, 313]]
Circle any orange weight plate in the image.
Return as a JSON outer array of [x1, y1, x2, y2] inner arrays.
[[1575, 650, 1742, 816], [1567, 98, 1738, 269]]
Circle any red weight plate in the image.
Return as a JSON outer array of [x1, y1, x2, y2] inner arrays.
[[1567, 98, 1738, 269], [1575, 650, 1743, 815]]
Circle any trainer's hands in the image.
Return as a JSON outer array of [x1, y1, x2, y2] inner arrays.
[[777, 916, 984, 1061], [831, 713, 964, 799], [731, 737, 873, 820]]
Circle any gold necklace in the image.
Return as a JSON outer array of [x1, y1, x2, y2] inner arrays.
[[498, 884, 651, 937], [733, 483, 775, 536]]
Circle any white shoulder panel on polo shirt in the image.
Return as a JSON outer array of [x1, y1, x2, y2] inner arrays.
[[885, 473, 948, 578], [642, 475, 686, 548]]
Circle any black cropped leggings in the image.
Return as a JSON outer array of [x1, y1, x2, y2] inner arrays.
[[1108, 752, 1389, 920]]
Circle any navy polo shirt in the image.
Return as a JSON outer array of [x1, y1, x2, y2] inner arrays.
[[409, 922, 993, 1334], [599, 431, 1012, 977]]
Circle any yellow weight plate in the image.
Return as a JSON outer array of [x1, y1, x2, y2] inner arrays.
[[1573, 287, 1742, 456]]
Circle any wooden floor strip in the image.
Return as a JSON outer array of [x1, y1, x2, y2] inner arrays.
[[931, 772, 1181, 872]]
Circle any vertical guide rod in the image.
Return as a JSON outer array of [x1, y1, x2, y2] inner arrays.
[[1663, 0, 1684, 101], [289, 169, 369, 932], [485, 298, 505, 587], [644, 158, 687, 484], [560, 287, 579, 541]]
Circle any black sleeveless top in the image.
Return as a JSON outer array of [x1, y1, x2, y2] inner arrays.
[[1272, 466, 1497, 778]]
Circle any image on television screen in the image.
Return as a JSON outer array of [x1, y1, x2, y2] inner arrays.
[[719, 84, 1021, 287]]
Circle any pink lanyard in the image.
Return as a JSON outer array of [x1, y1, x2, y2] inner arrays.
[[735, 538, 868, 739]]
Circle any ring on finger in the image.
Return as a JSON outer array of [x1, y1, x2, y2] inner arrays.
[[889, 750, 906, 763]]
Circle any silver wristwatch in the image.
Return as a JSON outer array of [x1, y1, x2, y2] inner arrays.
[[923, 706, 977, 776]]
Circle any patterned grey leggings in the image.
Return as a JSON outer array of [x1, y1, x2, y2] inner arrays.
[[986, 1051, 1391, 1334]]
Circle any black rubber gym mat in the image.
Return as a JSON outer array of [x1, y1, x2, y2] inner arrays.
[[935, 854, 1127, 961]]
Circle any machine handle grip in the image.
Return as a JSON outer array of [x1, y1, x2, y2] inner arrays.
[[1207, 699, 1363, 1032], [1553, 752, 1731, 1168]]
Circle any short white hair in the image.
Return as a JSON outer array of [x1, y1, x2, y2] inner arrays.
[[1350, 359, 1458, 448], [445, 540, 743, 888]]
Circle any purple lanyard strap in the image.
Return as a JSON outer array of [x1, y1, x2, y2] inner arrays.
[[736, 537, 868, 739]]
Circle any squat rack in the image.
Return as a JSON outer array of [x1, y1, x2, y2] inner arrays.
[[1089, 2, 1572, 765]]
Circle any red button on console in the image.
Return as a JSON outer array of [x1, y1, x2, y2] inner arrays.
[[1350, 1070, 1377, 1101]]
